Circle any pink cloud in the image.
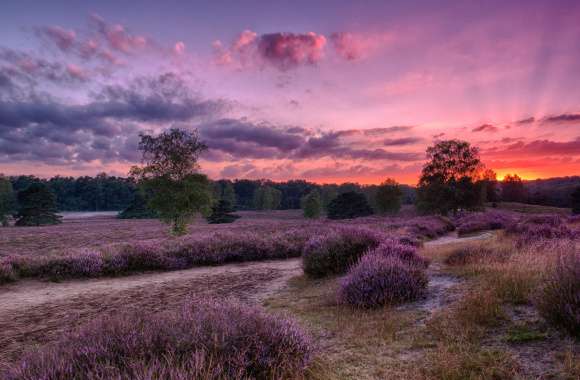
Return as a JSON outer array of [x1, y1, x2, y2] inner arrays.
[[214, 30, 327, 71], [173, 41, 186, 55], [330, 32, 393, 60], [472, 124, 498, 133], [38, 26, 76, 51], [90, 14, 150, 54]]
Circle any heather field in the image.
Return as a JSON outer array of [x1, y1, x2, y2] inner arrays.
[[1, 207, 579, 379]]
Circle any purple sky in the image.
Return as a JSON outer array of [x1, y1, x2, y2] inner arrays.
[[1, 0, 580, 184]]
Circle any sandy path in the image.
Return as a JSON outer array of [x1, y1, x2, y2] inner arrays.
[[0, 258, 301, 367]]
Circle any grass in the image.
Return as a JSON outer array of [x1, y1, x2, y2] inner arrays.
[[504, 324, 547, 344]]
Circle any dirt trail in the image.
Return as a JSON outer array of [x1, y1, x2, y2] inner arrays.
[[0, 230, 494, 367]]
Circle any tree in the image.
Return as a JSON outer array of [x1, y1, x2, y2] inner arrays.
[[206, 200, 240, 224], [302, 190, 322, 219], [253, 186, 282, 210], [118, 191, 157, 219], [130, 128, 212, 235], [15, 183, 62, 226], [501, 174, 526, 202], [416, 140, 485, 215], [481, 169, 499, 203], [570, 186, 580, 215], [0, 175, 16, 226], [375, 178, 402, 214], [327, 191, 374, 219]]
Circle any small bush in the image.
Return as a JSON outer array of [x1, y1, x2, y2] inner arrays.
[[535, 251, 580, 337], [455, 210, 515, 236], [406, 215, 455, 239], [338, 255, 428, 308], [5, 299, 314, 380], [326, 191, 373, 220], [0, 260, 17, 284], [302, 227, 383, 278], [370, 240, 430, 268]]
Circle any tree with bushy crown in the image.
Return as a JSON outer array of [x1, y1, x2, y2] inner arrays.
[[571, 186, 580, 215], [416, 140, 485, 215], [0, 174, 17, 226], [375, 178, 402, 214], [206, 199, 240, 224], [15, 183, 62, 226], [118, 190, 158, 219], [253, 186, 281, 210], [501, 174, 526, 203], [130, 128, 212, 235], [301, 190, 322, 219], [327, 191, 374, 219]]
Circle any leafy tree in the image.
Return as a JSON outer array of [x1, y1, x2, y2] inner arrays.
[[206, 199, 240, 224], [327, 191, 374, 219], [481, 169, 499, 203], [570, 186, 580, 215], [375, 178, 402, 214], [130, 128, 212, 235], [501, 174, 526, 202], [301, 190, 322, 219], [416, 140, 485, 215], [15, 183, 62, 226], [253, 186, 282, 210], [118, 191, 157, 219], [0, 175, 16, 226], [320, 185, 338, 210]]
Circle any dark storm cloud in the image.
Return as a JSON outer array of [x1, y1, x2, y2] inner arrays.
[[0, 73, 227, 164]]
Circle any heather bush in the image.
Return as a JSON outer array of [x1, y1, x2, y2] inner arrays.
[[5, 299, 314, 380], [535, 251, 580, 337], [369, 240, 430, 268], [506, 214, 577, 245], [302, 227, 383, 278], [0, 260, 16, 284], [338, 254, 428, 308], [405, 215, 455, 239], [455, 210, 515, 236]]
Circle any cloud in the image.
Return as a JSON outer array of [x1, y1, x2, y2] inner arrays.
[[214, 30, 327, 71], [363, 126, 414, 136], [383, 137, 423, 146], [36, 26, 76, 51], [485, 137, 580, 157], [0, 73, 227, 165], [90, 13, 149, 54], [330, 32, 393, 60], [472, 123, 498, 133], [542, 113, 580, 124], [516, 116, 535, 125]]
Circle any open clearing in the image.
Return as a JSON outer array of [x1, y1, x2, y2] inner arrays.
[[1, 210, 579, 379]]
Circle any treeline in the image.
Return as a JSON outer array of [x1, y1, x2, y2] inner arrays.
[[3, 173, 579, 213]]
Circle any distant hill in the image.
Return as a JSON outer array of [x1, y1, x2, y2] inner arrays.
[[524, 176, 580, 208]]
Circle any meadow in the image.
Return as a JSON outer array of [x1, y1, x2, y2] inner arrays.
[[0, 206, 579, 379]]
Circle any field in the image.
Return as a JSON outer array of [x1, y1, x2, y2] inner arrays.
[[0, 207, 579, 379]]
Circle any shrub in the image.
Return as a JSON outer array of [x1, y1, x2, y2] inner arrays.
[[338, 254, 428, 308], [5, 299, 314, 380], [327, 191, 374, 219], [369, 240, 430, 268], [506, 214, 577, 245], [535, 251, 580, 337], [455, 210, 515, 236], [302, 227, 383, 278], [302, 190, 322, 219], [0, 260, 16, 284], [405, 215, 455, 239]]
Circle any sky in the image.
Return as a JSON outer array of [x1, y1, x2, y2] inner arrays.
[[1, 0, 579, 185]]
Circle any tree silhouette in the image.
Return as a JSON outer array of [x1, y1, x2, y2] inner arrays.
[[327, 191, 373, 219], [15, 183, 62, 226]]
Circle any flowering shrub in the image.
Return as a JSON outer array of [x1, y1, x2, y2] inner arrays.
[[5, 299, 314, 379], [405, 215, 455, 239], [535, 250, 580, 337], [302, 227, 383, 278], [369, 240, 430, 268], [0, 260, 16, 284], [338, 254, 428, 308], [506, 215, 577, 246], [455, 210, 516, 236]]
